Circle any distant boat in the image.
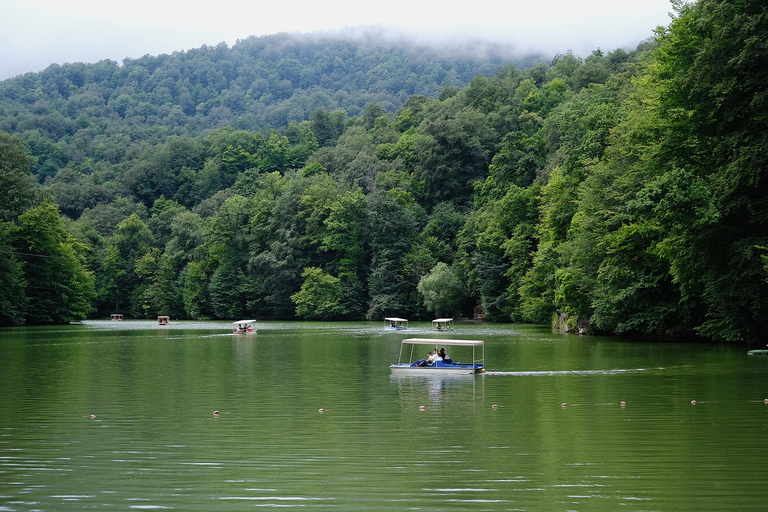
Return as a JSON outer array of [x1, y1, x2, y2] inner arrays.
[[432, 318, 453, 331], [384, 317, 408, 330], [389, 338, 485, 375], [233, 320, 256, 334], [110, 313, 123, 321], [747, 349, 768, 356], [157, 316, 169, 325]]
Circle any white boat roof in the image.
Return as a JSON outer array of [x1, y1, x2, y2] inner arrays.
[[401, 338, 483, 346], [233, 320, 256, 324], [432, 318, 453, 322], [384, 317, 408, 322]]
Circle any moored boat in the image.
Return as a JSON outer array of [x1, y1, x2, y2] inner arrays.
[[389, 338, 484, 375], [233, 320, 256, 333], [384, 317, 408, 330]]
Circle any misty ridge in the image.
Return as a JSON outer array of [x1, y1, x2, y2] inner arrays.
[[0, 28, 631, 137]]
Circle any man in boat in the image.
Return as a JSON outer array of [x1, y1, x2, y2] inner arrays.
[[417, 351, 433, 366]]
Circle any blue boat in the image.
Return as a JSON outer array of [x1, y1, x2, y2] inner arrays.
[[384, 317, 408, 330], [389, 338, 485, 375]]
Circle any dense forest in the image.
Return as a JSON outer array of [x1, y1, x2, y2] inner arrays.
[[1, 0, 767, 345]]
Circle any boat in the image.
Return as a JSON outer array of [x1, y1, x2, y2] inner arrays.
[[432, 318, 454, 331], [110, 313, 123, 321], [233, 320, 256, 334], [389, 338, 485, 375], [384, 317, 408, 330], [747, 349, 768, 356], [157, 316, 169, 325]]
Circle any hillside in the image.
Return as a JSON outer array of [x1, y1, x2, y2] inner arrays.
[[0, 30, 542, 183], [2, 1, 767, 345]]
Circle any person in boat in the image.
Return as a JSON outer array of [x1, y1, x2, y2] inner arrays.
[[439, 348, 450, 363], [417, 351, 433, 366], [428, 350, 442, 365]]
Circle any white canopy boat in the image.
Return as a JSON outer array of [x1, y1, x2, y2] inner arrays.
[[432, 318, 454, 331], [389, 338, 485, 375], [232, 320, 256, 333], [384, 317, 409, 330]]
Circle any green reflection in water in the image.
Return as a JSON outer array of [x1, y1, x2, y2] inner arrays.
[[1, 320, 767, 510]]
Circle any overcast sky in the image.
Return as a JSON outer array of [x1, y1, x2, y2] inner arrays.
[[1, 0, 674, 81]]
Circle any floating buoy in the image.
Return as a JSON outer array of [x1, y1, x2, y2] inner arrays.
[[764, 399, 768, 404], [213, 410, 220, 416], [561, 403, 567, 408], [318, 408, 324, 413], [620, 401, 626, 407], [90, 414, 96, 419], [419, 405, 425, 411], [492, 404, 498, 408], [690, 400, 696, 405]]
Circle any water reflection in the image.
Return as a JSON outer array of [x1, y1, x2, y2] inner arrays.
[[2, 321, 768, 511]]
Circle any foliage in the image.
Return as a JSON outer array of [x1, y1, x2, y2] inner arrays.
[[4, 8, 768, 344], [11, 203, 96, 323], [417, 262, 466, 317], [291, 267, 347, 319]]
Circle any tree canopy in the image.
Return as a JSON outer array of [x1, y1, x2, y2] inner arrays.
[[2, 6, 767, 345]]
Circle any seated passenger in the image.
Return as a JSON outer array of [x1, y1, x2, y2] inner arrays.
[[439, 348, 452, 364]]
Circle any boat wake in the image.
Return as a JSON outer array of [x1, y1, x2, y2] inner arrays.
[[484, 369, 648, 376]]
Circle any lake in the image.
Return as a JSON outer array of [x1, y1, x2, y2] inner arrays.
[[1, 320, 767, 511]]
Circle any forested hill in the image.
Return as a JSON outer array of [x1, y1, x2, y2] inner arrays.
[[0, 31, 541, 180], [2, 0, 767, 345]]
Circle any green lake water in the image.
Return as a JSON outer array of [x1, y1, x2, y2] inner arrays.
[[1, 320, 767, 511]]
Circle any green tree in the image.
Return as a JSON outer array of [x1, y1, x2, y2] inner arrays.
[[417, 262, 466, 317], [12, 203, 96, 323], [101, 214, 154, 316], [0, 221, 27, 325], [291, 267, 347, 319], [0, 132, 38, 222], [135, 248, 183, 318]]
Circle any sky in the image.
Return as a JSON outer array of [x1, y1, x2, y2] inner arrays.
[[0, 0, 675, 81]]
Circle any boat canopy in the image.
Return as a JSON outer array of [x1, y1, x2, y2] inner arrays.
[[432, 318, 453, 323], [233, 320, 256, 325], [384, 317, 408, 329], [401, 338, 483, 346]]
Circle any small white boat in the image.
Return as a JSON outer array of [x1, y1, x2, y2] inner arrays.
[[384, 317, 408, 330], [432, 318, 453, 331], [233, 320, 256, 334], [389, 338, 485, 375]]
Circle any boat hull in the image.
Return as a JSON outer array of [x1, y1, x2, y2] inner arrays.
[[389, 363, 483, 375]]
